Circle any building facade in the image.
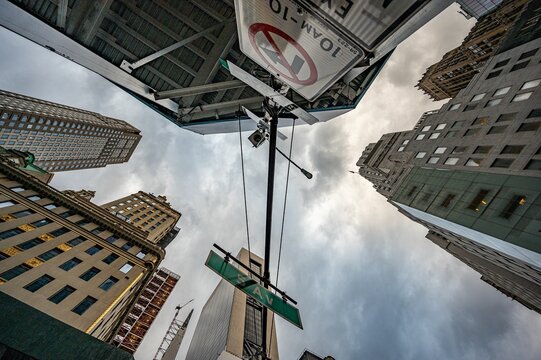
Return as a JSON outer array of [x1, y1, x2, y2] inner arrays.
[[101, 191, 181, 246], [0, 158, 168, 341], [357, 26, 541, 312], [112, 267, 180, 354], [457, 0, 504, 19], [186, 248, 279, 360], [416, 0, 527, 100], [0, 89, 141, 171]]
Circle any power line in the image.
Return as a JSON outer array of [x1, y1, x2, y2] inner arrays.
[[238, 112, 252, 260]]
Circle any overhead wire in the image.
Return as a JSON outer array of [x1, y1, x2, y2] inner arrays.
[[267, 118, 296, 358], [237, 111, 252, 264]]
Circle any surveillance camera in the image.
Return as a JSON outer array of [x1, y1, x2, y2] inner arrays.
[[297, 7, 304, 15], [248, 129, 266, 148]]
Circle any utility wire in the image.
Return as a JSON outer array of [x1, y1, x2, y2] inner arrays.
[[267, 118, 296, 358]]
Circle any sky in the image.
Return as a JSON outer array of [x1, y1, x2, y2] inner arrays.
[[1, 3, 541, 360]]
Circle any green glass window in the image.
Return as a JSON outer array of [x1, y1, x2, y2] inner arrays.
[[24, 274, 54, 292]]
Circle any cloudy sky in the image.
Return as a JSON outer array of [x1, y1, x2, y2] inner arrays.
[[1, 3, 541, 360]]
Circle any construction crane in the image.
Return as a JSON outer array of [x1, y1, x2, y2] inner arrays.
[[153, 299, 194, 360]]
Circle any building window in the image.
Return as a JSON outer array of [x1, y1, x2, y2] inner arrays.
[[0, 228, 24, 240], [415, 152, 426, 159], [517, 122, 540, 132], [428, 133, 440, 139], [38, 248, 63, 261], [493, 86, 511, 97], [451, 146, 467, 154], [72, 296, 97, 315], [136, 251, 146, 259], [445, 131, 457, 138], [80, 267, 101, 281], [467, 189, 490, 211], [501, 145, 524, 154], [444, 158, 460, 165], [48, 286, 75, 304], [415, 134, 425, 140], [402, 140, 409, 145], [464, 128, 480, 136], [510, 61, 529, 72], [398, 146, 405, 152], [486, 70, 502, 79], [421, 126, 431, 132], [244, 298, 263, 349], [463, 104, 477, 111], [106, 235, 119, 244], [102, 253, 119, 264], [0, 200, 16, 208], [465, 158, 482, 167], [486, 99, 502, 107], [473, 146, 491, 154], [449, 104, 461, 111], [520, 79, 541, 90], [471, 93, 485, 101], [18, 238, 44, 250], [27, 195, 41, 201], [497, 113, 516, 122], [491, 158, 513, 168], [85, 245, 103, 255], [525, 159, 541, 170], [11, 210, 35, 219], [430, 125, 445, 132], [440, 194, 456, 208], [43, 204, 57, 210], [519, 49, 538, 60], [427, 157, 439, 164], [50, 227, 70, 237], [99, 277, 119, 291], [121, 243, 133, 251], [59, 211, 74, 218], [499, 195, 526, 219], [10, 187, 25, 192], [472, 116, 490, 126], [452, 121, 465, 129], [67, 236, 86, 247], [24, 274, 54, 293], [0, 263, 32, 281], [119, 262, 134, 274], [512, 92, 533, 102], [31, 219, 52, 228], [434, 147, 447, 154], [59, 257, 82, 271], [487, 125, 508, 135], [528, 109, 541, 118]]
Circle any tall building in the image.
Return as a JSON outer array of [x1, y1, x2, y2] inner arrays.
[[186, 248, 279, 360], [457, 0, 504, 19], [416, 0, 528, 101], [112, 267, 180, 354], [101, 191, 181, 247], [357, 23, 541, 312], [0, 89, 141, 172], [298, 350, 335, 360], [0, 157, 172, 342]]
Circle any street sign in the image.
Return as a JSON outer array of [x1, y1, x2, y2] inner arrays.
[[296, 0, 431, 51], [205, 250, 303, 329], [234, 0, 364, 101]]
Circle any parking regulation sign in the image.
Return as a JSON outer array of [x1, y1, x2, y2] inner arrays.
[[234, 0, 364, 101]]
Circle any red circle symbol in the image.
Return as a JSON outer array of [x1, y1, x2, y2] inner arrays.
[[249, 23, 318, 86]]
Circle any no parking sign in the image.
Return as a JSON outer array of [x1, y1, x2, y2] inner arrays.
[[235, 0, 364, 101]]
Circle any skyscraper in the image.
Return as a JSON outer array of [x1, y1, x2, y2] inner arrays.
[[112, 267, 180, 354], [0, 89, 141, 172], [456, 0, 504, 19], [357, 17, 541, 312], [416, 0, 527, 100], [101, 191, 181, 247], [0, 156, 182, 341], [186, 248, 279, 360]]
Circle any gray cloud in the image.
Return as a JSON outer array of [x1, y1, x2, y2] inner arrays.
[[1, 3, 540, 360]]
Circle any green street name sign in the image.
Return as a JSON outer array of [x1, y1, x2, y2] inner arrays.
[[205, 250, 303, 329]]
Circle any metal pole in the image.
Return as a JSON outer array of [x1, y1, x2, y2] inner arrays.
[[261, 110, 278, 360]]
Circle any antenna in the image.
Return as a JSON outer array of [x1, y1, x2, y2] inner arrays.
[[153, 300, 194, 360]]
